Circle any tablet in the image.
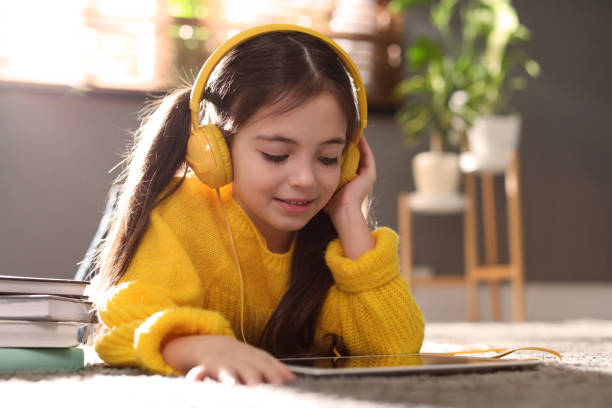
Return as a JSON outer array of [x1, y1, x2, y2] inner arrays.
[[281, 353, 541, 377]]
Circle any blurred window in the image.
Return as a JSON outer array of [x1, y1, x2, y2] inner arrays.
[[0, 0, 164, 90], [0, 0, 402, 108]]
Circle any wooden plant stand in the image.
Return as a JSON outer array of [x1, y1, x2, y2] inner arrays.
[[398, 151, 525, 321]]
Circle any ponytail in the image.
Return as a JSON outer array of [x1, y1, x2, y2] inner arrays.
[[92, 87, 192, 301]]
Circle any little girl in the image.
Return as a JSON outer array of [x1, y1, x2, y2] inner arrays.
[[92, 24, 424, 386]]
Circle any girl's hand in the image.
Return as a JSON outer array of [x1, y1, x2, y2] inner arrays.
[[325, 135, 377, 260], [162, 335, 296, 386], [326, 135, 377, 222]]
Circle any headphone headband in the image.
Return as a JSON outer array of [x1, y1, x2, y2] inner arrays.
[[189, 24, 367, 132]]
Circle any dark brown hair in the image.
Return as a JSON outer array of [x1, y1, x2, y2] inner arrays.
[[94, 31, 364, 358]]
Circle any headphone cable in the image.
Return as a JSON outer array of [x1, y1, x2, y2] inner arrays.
[[216, 188, 248, 344]]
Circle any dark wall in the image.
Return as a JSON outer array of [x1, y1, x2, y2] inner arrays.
[[513, 0, 612, 281], [1, 1, 610, 282], [0, 88, 145, 278]]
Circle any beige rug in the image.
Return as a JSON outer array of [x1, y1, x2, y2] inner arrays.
[[1, 319, 611, 408]]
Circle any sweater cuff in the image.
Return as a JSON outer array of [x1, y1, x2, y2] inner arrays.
[[94, 321, 140, 366], [325, 227, 400, 293], [134, 308, 236, 375]]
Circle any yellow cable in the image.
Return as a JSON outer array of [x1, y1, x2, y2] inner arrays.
[[490, 346, 562, 360], [431, 348, 507, 356], [216, 188, 247, 344], [431, 346, 562, 361]]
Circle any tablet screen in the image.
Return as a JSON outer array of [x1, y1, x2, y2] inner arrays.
[[280, 353, 541, 376]]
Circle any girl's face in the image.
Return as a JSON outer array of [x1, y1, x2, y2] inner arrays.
[[230, 92, 347, 253]]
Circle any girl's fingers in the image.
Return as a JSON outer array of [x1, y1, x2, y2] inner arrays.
[[262, 370, 288, 385], [236, 364, 265, 386], [241, 354, 296, 385], [216, 367, 239, 386], [358, 134, 370, 154], [273, 359, 297, 382], [184, 338, 296, 386], [357, 136, 376, 174], [186, 365, 210, 381], [260, 363, 295, 385], [249, 354, 295, 385]]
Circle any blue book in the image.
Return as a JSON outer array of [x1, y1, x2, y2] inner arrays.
[[0, 347, 84, 372]]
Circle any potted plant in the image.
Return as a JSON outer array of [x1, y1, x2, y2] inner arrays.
[[390, 0, 540, 179]]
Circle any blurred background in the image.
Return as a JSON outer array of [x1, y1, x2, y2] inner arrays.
[[1, 0, 610, 321]]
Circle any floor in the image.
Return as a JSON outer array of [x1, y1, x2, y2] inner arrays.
[[411, 281, 612, 322]]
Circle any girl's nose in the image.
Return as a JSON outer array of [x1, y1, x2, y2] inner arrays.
[[289, 161, 315, 188]]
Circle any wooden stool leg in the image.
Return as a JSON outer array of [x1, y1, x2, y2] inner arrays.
[[511, 275, 525, 321], [481, 174, 499, 265], [481, 173, 501, 321], [466, 276, 479, 321], [506, 152, 525, 321], [463, 173, 479, 321], [489, 282, 501, 321], [398, 193, 413, 288]]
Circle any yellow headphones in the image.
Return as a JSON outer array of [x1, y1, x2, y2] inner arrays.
[[185, 24, 368, 190]]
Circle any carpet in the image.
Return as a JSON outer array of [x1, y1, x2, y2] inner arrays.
[[1, 319, 611, 407]]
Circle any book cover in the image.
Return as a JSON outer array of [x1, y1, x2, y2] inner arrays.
[[0, 347, 84, 372], [0, 295, 95, 323], [0, 320, 85, 348], [0, 275, 89, 298]]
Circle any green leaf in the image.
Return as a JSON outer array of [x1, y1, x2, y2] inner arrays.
[[463, 6, 494, 42], [427, 60, 447, 95], [408, 37, 443, 71], [397, 105, 433, 144], [394, 75, 427, 98], [512, 24, 531, 42], [388, 0, 432, 14], [431, 0, 458, 32], [525, 60, 540, 77], [508, 76, 527, 91]]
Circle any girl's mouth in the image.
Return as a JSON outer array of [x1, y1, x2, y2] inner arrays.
[[274, 198, 314, 213]]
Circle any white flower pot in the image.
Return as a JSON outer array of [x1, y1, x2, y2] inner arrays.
[[412, 151, 460, 196], [464, 114, 521, 173], [411, 151, 465, 214]]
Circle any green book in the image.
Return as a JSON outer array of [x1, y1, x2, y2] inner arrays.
[[0, 347, 84, 373]]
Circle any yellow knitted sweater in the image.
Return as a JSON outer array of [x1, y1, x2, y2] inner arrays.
[[94, 175, 424, 375]]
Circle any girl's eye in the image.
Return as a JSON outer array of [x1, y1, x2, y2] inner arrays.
[[261, 152, 288, 163], [319, 157, 339, 166]]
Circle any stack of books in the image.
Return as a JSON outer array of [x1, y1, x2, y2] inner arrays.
[[0, 275, 95, 373]]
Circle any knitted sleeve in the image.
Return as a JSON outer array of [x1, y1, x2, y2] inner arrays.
[[320, 227, 425, 355], [94, 209, 236, 376]]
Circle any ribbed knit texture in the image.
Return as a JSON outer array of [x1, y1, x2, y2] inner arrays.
[[95, 175, 425, 375]]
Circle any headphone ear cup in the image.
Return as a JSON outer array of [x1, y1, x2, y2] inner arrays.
[[186, 125, 233, 189], [338, 140, 360, 189]]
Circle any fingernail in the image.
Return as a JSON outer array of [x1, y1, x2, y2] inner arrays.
[[219, 375, 237, 386]]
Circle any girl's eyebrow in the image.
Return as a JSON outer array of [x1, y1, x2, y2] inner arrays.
[[254, 134, 345, 146]]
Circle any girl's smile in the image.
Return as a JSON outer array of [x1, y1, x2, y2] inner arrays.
[[273, 197, 315, 213]]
